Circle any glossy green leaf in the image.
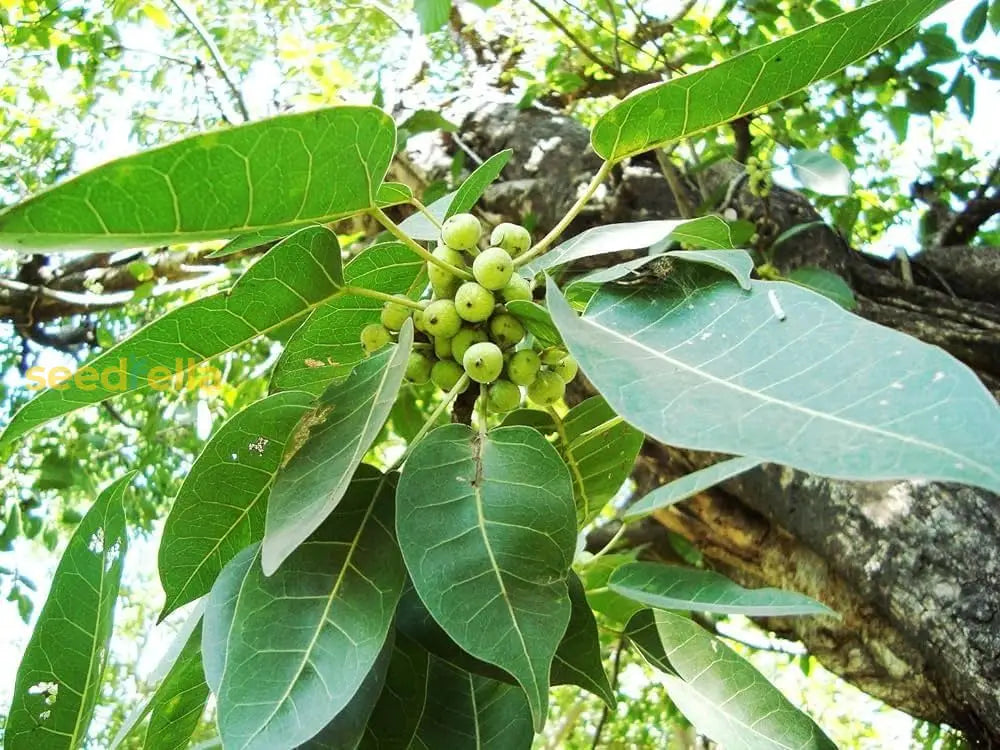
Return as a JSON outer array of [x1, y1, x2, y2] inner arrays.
[[556, 573, 615, 706], [498, 408, 556, 433], [359, 632, 430, 750], [592, 0, 948, 161], [301, 637, 392, 750], [578, 551, 644, 626], [524, 216, 734, 276], [110, 604, 206, 749], [962, 1, 988, 41], [557, 396, 643, 527], [398, 150, 512, 240], [6, 474, 132, 750], [624, 456, 762, 521], [785, 266, 856, 310], [2, 225, 343, 448], [546, 270, 1000, 493], [576, 249, 754, 291], [505, 299, 562, 347], [363, 641, 533, 750], [142, 621, 210, 750], [634, 609, 837, 749], [0, 106, 395, 250], [789, 150, 852, 196], [414, 0, 451, 33], [397, 577, 612, 701], [158, 391, 315, 620], [263, 327, 412, 573], [610, 562, 833, 616], [445, 149, 512, 219], [376, 182, 415, 206], [269, 241, 424, 395], [203, 466, 404, 750], [396, 424, 577, 730], [207, 227, 297, 258]]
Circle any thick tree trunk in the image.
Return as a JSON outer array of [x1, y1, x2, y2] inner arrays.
[[401, 101, 1000, 745]]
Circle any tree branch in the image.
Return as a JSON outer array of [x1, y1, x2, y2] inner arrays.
[[525, 0, 616, 73]]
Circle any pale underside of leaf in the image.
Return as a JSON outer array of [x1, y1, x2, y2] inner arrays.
[[547, 273, 1000, 493], [624, 456, 762, 520]]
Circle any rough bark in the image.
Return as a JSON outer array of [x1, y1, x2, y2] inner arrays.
[[406, 100, 1000, 744]]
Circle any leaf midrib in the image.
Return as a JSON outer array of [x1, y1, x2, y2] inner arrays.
[[238, 474, 387, 749], [582, 303, 999, 482]]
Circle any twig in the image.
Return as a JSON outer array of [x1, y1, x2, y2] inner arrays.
[[526, 0, 615, 72], [167, 0, 250, 121], [590, 634, 625, 749]]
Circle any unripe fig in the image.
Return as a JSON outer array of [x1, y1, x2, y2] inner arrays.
[[488, 313, 526, 349], [431, 359, 467, 392], [380, 299, 412, 331], [451, 327, 488, 362], [360, 323, 391, 354], [488, 379, 522, 412], [527, 370, 565, 406], [405, 351, 433, 384], [412, 309, 427, 333], [501, 274, 532, 302], [463, 341, 504, 383], [490, 222, 531, 256], [434, 335, 453, 360], [506, 349, 541, 386], [552, 354, 578, 383], [441, 213, 482, 251], [540, 347, 568, 365], [423, 299, 463, 338], [428, 245, 466, 298], [472, 247, 514, 290], [454, 282, 495, 323]]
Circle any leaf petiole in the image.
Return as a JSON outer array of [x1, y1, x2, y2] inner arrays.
[[370, 205, 472, 280], [516, 160, 613, 269], [341, 285, 426, 311], [387, 374, 470, 471], [409, 197, 443, 229]]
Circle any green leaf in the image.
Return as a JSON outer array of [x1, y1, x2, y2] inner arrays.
[[785, 266, 856, 310], [301, 637, 392, 750], [444, 149, 512, 220], [396, 424, 577, 731], [359, 632, 430, 749], [576, 249, 755, 291], [2, 225, 343, 447], [991, 0, 1000, 32], [555, 573, 615, 707], [399, 110, 459, 135], [6, 474, 132, 750], [269, 241, 424, 395], [142, 620, 209, 750], [591, 0, 949, 161], [398, 150, 512, 240], [203, 465, 404, 750], [610, 562, 833, 616], [546, 270, 1000, 493], [789, 150, 852, 196], [376, 182, 414, 206], [578, 552, 644, 626], [499, 408, 556, 432], [56, 43, 72, 70], [506, 299, 562, 347], [397, 577, 612, 701], [624, 456, 761, 521], [632, 609, 837, 749], [525, 216, 735, 276], [950, 68, 975, 119], [158, 391, 315, 620], [363, 641, 534, 750], [0, 106, 395, 250], [963, 1, 988, 41], [207, 227, 294, 258], [110, 604, 205, 749], [263, 326, 413, 574], [414, 0, 451, 33], [557, 396, 643, 526]]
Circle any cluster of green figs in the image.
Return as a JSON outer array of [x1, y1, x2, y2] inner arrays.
[[360, 213, 578, 411]]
